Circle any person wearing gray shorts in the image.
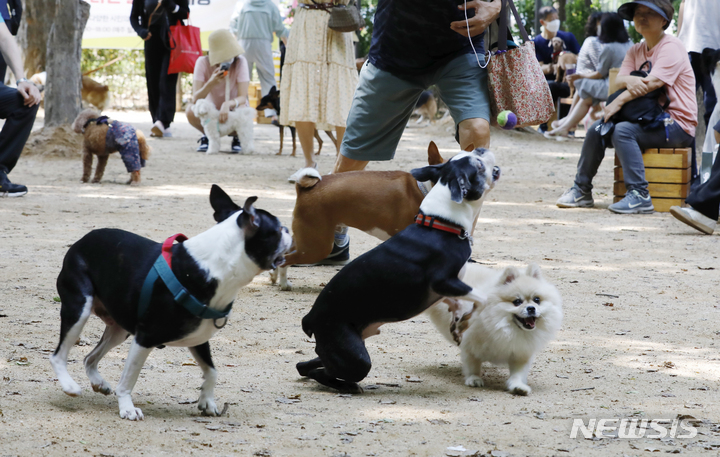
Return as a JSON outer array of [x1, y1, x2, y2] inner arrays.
[[318, 0, 501, 264], [335, 0, 500, 173]]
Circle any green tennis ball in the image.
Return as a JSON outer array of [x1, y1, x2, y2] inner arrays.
[[497, 110, 518, 130]]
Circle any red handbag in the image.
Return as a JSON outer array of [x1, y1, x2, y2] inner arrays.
[[168, 20, 202, 75]]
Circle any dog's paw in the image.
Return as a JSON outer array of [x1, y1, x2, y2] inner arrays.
[[464, 375, 484, 388], [91, 381, 113, 396], [198, 398, 220, 416], [507, 380, 531, 396], [61, 381, 82, 397], [279, 279, 293, 291], [269, 269, 278, 284], [119, 406, 144, 421]]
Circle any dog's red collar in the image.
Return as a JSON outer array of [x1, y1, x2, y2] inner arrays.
[[414, 213, 470, 241], [162, 234, 188, 268]]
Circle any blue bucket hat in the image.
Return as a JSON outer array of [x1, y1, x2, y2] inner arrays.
[[618, 1, 671, 24]]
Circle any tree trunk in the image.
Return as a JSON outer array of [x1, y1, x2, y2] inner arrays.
[[44, 0, 90, 128], [17, 0, 54, 78], [557, 0, 567, 23]]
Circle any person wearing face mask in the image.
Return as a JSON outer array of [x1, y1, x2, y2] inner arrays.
[[533, 6, 581, 133], [186, 29, 250, 153]]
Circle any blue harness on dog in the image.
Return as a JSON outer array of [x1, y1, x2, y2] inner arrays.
[[138, 234, 233, 328]]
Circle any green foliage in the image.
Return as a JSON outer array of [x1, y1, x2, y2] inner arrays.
[[81, 49, 192, 110], [355, 0, 377, 58], [81, 49, 147, 109]]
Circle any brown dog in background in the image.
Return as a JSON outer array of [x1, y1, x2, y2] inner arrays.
[[29, 73, 111, 111], [413, 91, 438, 125], [270, 141, 445, 290], [555, 51, 578, 83], [72, 108, 150, 185]]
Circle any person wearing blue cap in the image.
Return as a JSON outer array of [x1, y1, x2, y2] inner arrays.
[[557, 0, 697, 214]]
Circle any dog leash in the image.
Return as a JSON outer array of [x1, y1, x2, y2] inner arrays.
[[138, 234, 233, 329], [415, 212, 472, 244]]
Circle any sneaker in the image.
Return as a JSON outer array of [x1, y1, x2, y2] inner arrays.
[[231, 136, 242, 153], [556, 186, 594, 208], [150, 120, 164, 138], [295, 241, 350, 267], [196, 136, 209, 152], [163, 127, 173, 138], [608, 189, 654, 214], [669, 206, 716, 234], [288, 163, 318, 183], [0, 172, 28, 197]]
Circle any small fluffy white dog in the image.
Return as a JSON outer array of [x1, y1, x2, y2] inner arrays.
[[192, 99, 255, 154], [427, 263, 563, 395]]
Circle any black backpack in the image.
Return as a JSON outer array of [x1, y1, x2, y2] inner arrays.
[[598, 61, 670, 138], [6, 0, 22, 36]]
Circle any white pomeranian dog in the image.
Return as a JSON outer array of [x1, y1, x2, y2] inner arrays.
[[192, 99, 255, 154], [426, 263, 563, 395]]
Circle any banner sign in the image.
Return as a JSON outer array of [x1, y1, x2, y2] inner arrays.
[[82, 0, 243, 50]]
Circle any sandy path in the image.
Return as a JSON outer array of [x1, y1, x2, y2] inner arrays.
[[0, 111, 718, 456]]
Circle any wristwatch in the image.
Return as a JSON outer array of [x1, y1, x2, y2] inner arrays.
[[16, 77, 29, 84]]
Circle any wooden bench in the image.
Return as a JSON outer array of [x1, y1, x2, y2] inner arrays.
[[613, 148, 691, 212]]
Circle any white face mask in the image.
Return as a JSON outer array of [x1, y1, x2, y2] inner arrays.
[[544, 19, 561, 33]]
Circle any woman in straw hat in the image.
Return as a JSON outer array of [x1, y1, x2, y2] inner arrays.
[[280, 0, 359, 182], [186, 29, 250, 153]]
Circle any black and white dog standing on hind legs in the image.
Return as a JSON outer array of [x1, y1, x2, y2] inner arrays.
[[297, 148, 501, 393], [50, 185, 293, 420]]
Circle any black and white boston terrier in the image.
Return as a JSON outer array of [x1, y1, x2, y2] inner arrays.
[[296, 149, 501, 393], [50, 185, 293, 420]]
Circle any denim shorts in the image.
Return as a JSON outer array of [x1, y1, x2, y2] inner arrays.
[[341, 52, 491, 161]]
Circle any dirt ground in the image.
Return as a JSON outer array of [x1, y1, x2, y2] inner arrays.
[[1, 110, 719, 457]]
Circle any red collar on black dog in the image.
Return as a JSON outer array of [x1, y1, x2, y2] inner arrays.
[[414, 213, 469, 240], [162, 234, 188, 267]]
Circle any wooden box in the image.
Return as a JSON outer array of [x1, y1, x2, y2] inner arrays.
[[613, 147, 691, 212]]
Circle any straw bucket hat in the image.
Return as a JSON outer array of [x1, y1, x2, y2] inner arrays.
[[208, 29, 244, 66]]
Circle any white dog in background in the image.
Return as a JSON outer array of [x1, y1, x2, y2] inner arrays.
[[427, 263, 563, 395], [192, 99, 255, 154]]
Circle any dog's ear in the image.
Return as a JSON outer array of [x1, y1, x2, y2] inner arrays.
[[269, 86, 278, 95], [210, 185, 241, 222], [447, 172, 469, 203], [427, 141, 444, 165], [240, 196, 260, 238], [500, 266, 520, 285], [526, 264, 542, 280], [411, 163, 444, 183]]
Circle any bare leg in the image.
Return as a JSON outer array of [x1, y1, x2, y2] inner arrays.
[[334, 126, 345, 156], [458, 118, 490, 151], [550, 97, 593, 135], [313, 129, 324, 155], [186, 105, 206, 135], [295, 121, 318, 168]]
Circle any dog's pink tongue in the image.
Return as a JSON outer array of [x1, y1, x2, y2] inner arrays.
[[525, 317, 536, 329]]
